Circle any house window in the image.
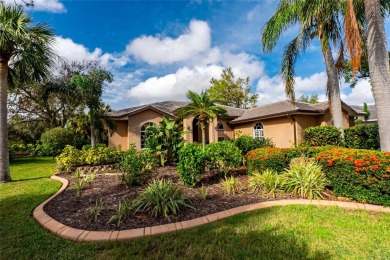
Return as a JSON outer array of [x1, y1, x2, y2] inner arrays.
[[216, 122, 225, 141], [140, 122, 155, 149], [253, 122, 264, 139]]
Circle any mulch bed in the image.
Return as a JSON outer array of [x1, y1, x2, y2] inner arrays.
[[44, 167, 339, 231]]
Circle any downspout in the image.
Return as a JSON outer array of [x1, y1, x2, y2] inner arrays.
[[287, 115, 297, 146]]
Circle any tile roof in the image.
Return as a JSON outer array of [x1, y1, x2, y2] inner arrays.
[[107, 101, 189, 118], [350, 104, 377, 121], [215, 104, 246, 117]]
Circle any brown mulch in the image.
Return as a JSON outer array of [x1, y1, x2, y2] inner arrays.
[[44, 167, 338, 231]]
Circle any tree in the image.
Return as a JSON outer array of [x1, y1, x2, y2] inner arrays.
[[178, 91, 226, 150], [298, 94, 319, 104], [362, 102, 370, 121], [207, 67, 258, 109], [71, 69, 113, 147], [262, 0, 346, 134], [0, 4, 55, 182], [363, 0, 390, 151]]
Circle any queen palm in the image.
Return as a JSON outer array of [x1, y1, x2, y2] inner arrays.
[[262, 0, 345, 133], [178, 90, 226, 150], [0, 4, 55, 182]]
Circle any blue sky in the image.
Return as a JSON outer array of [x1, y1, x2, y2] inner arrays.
[[11, 0, 390, 109]]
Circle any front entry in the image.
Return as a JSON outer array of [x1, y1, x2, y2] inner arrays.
[[192, 117, 209, 144]]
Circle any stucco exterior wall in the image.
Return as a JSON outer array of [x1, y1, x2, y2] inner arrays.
[[295, 115, 319, 144], [233, 117, 295, 148], [108, 120, 128, 150], [216, 118, 235, 141], [128, 110, 170, 150], [318, 109, 354, 129]]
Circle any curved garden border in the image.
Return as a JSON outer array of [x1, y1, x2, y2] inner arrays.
[[33, 175, 390, 242]]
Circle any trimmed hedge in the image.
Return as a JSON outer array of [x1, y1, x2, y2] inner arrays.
[[303, 126, 342, 146], [205, 141, 242, 173], [234, 135, 274, 155], [246, 148, 299, 174], [344, 124, 380, 150], [316, 147, 390, 206], [177, 143, 207, 188]]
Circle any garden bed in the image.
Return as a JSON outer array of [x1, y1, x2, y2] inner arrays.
[[44, 166, 339, 231]]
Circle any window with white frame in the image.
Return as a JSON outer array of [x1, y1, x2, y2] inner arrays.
[[253, 122, 264, 139], [140, 122, 155, 149], [216, 122, 225, 141]]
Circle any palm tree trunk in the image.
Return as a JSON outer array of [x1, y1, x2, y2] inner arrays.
[[91, 125, 96, 148], [200, 123, 206, 150], [0, 62, 10, 182], [323, 43, 344, 134], [365, 0, 390, 151]]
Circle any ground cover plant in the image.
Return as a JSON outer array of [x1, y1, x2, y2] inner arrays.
[[2, 157, 390, 259]]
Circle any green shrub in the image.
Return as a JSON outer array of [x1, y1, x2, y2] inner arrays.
[[248, 169, 283, 197], [56, 145, 84, 169], [177, 143, 207, 187], [82, 146, 124, 166], [316, 147, 390, 205], [344, 124, 380, 150], [303, 126, 342, 147], [135, 179, 192, 218], [219, 176, 241, 194], [246, 148, 299, 174], [205, 141, 242, 174], [283, 162, 329, 200], [118, 145, 157, 187], [234, 135, 274, 155], [39, 127, 75, 156]]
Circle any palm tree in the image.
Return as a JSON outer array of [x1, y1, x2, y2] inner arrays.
[[0, 4, 55, 182], [178, 91, 226, 150], [71, 69, 113, 147], [363, 0, 390, 151], [262, 0, 345, 133]]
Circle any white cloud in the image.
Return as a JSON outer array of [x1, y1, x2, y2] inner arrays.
[[125, 20, 211, 65], [3, 0, 66, 13], [341, 79, 375, 105]]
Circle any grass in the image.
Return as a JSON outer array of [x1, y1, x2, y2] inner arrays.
[[1, 157, 390, 259]]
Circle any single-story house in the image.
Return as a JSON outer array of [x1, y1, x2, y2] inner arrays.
[[351, 104, 377, 124], [107, 100, 364, 150]]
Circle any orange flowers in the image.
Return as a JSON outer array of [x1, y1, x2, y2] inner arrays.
[[328, 160, 333, 167]]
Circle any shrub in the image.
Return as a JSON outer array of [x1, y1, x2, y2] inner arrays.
[[344, 124, 380, 150], [283, 162, 329, 200], [118, 145, 157, 187], [234, 135, 274, 155], [177, 143, 207, 187], [135, 179, 192, 218], [39, 127, 74, 156], [248, 169, 283, 197], [303, 126, 342, 147], [205, 141, 242, 174], [82, 146, 124, 166], [56, 145, 84, 169], [219, 176, 241, 194], [246, 148, 299, 174], [316, 147, 390, 205]]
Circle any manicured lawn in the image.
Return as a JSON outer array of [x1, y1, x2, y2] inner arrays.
[[1, 157, 390, 259]]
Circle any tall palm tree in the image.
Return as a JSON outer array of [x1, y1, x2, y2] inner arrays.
[[178, 91, 226, 150], [363, 0, 390, 151], [0, 4, 55, 182], [262, 0, 345, 133], [71, 69, 113, 147]]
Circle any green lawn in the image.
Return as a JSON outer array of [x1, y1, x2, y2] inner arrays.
[[1, 157, 390, 259]]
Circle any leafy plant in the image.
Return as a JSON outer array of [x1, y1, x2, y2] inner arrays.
[[38, 127, 75, 156], [205, 141, 242, 174], [303, 126, 342, 147], [344, 124, 380, 150], [136, 179, 193, 218], [56, 145, 84, 169], [177, 143, 207, 187], [84, 173, 96, 184], [108, 200, 137, 227], [118, 145, 157, 187], [248, 169, 283, 197], [74, 178, 86, 198], [198, 184, 209, 200], [219, 176, 241, 194], [88, 197, 104, 222], [283, 162, 329, 200], [234, 135, 274, 155], [246, 148, 299, 174]]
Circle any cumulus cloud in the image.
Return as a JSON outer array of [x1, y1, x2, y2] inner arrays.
[[125, 20, 211, 65], [3, 0, 66, 13], [341, 79, 374, 105]]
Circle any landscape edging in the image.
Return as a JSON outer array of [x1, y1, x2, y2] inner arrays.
[[33, 175, 390, 242]]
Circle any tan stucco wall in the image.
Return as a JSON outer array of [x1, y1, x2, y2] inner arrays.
[[233, 117, 295, 148], [295, 115, 319, 144], [318, 109, 354, 129], [108, 120, 128, 150], [216, 118, 235, 141]]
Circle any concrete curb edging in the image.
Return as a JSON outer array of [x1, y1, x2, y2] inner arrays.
[[33, 175, 390, 242]]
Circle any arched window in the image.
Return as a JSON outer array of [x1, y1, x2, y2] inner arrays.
[[140, 122, 155, 149], [253, 122, 264, 139], [216, 122, 225, 141]]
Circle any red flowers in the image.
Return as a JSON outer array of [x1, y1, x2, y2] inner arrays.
[[153, 153, 158, 157], [328, 160, 333, 167]]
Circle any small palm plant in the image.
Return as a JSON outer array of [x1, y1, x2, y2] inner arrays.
[[283, 162, 329, 200], [248, 169, 283, 197]]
